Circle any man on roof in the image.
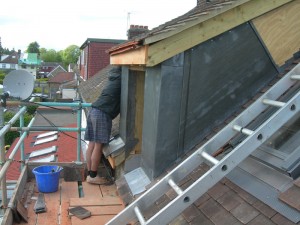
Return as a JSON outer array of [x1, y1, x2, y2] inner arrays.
[[84, 66, 121, 184]]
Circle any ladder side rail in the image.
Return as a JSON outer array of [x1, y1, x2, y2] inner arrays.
[[107, 155, 208, 223], [106, 65, 300, 225], [146, 90, 300, 225], [204, 65, 300, 154]]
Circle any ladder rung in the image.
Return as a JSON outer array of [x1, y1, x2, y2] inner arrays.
[[232, 125, 254, 136], [291, 75, 300, 80], [200, 151, 219, 165], [168, 179, 183, 195], [262, 99, 285, 107], [134, 206, 146, 225]]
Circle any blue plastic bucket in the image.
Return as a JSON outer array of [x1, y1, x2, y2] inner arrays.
[[32, 165, 63, 193]]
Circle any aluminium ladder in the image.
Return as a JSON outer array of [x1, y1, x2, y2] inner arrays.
[[106, 63, 300, 225]]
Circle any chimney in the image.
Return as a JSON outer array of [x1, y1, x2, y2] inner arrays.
[[197, 0, 218, 8], [127, 25, 149, 40], [18, 49, 21, 59]]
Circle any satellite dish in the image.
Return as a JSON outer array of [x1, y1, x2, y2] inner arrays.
[[3, 70, 34, 100]]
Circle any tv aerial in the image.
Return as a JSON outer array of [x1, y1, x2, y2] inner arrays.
[[1, 70, 34, 107]]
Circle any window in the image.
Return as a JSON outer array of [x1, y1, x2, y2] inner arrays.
[[30, 154, 56, 162], [34, 135, 58, 146], [29, 146, 57, 158], [37, 131, 58, 139]]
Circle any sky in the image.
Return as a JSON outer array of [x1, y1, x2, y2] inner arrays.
[[0, 0, 196, 52]]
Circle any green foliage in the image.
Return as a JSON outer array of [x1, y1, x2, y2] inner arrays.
[[0, 71, 5, 85], [34, 87, 49, 94], [4, 111, 34, 145], [36, 78, 48, 82], [61, 45, 80, 67], [27, 41, 40, 53], [26, 105, 38, 115], [40, 48, 62, 62]]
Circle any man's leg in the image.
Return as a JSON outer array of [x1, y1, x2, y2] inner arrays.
[[87, 142, 109, 184], [90, 142, 103, 173], [86, 141, 95, 173]]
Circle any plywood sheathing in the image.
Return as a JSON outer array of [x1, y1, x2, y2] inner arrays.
[[252, 0, 300, 67]]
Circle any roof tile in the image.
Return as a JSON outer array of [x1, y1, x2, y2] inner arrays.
[[216, 189, 243, 211], [247, 214, 276, 225], [230, 202, 260, 224]]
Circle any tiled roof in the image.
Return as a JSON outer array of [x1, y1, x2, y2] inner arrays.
[[0, 51, 18, 64], [78, 65, 112, 103], [48, 72, 75, 84], [40, 62, 63, 67], [108, 0, 247, 53], [47, 65, 67, 78], [6, 123, 81, 180], [6, 105, 81, 180], [117, 163, 300, 225], [115, 57, 300, 224], [19, 53, 41, 65]]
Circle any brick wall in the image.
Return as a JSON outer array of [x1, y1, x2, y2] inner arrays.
[[87, 42, 118, 79]]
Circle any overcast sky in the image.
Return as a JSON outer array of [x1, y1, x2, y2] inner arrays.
[[1, 0, 196, 52]]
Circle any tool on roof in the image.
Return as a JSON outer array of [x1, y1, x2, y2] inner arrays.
[[106, 63, 300, 225]]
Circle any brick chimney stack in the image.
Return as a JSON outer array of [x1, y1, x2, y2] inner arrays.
[[127, 25, 149, 40], [197, 0, 220, 8]]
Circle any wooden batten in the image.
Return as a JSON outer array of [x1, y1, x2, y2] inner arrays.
[[107, 151, 125, 169], [133, 72, 145, 154], [110, 46, 148, 66], [2, 166, 28, 225], [146, 0, 293, 66], [252, 0, 300, 66]]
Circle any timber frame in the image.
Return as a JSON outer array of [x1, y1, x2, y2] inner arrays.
[[109, 0, 295, 67]]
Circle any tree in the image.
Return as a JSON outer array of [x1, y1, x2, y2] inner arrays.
[[0, 71, 5, 84], [61, 45, 80, 67], [40, 49, 62, 62], [27, 41, 40, 53]]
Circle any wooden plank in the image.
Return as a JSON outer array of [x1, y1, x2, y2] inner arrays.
[[147, 0, 293, 66], [70, 196, 123, 207], [69, 205, 123, 217], [252, 0, 300, 66], [100, 184, 118, 197], [19, 186, 39, 225], [71, 215, 115, 225], [3, 165, 28, 225], [61, 181, 79, 225], [82, 181, 102, 197], [36, 180, 61, 224], [110, 46, 148, 65]]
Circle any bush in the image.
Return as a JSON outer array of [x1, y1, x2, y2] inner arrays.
[[4, 111, 34, 145]]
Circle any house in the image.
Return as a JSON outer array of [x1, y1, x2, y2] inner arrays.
[[78, 38, 125, 80], [48, 72, 76, 99], [38, 62, 64, 78], [18, 53, 42, 78], [0, 51, 19, 70], [102, 0, 300, 224], [46, 64, 67, 78]]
